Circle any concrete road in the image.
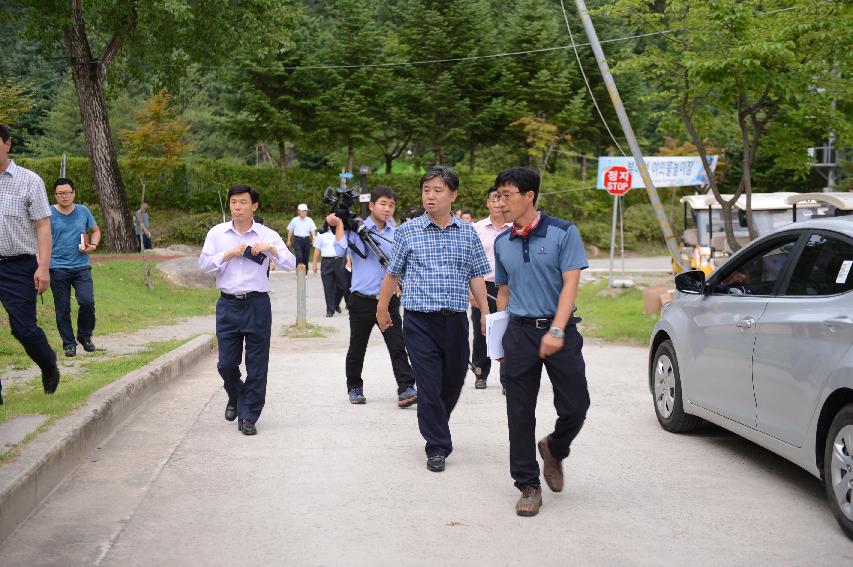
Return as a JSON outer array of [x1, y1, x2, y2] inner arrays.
[[1, 270, 850, 566]]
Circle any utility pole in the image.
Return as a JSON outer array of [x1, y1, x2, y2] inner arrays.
[[573, 0, 684, 270]]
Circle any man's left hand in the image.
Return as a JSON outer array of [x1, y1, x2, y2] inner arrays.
[[34, 266, 50, 294], [251, 242, 273, 256], [539, 333, 563, 359]]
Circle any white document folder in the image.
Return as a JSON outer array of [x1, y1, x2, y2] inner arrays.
[[486, 311, 510, 360]]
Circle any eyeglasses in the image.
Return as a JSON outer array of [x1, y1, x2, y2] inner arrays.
[[490, 192, 521, 202], [55, 192, 74, 197]]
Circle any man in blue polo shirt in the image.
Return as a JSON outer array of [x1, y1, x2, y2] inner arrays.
[[377, 166, 491, 473], [49, 178, 101, 357], [493, 166, 589, 517], [326, 186, 417, 407]]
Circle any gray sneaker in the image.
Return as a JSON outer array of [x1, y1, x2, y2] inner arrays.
[[349, 388, 366, 404], [398, 385, 417, 408]]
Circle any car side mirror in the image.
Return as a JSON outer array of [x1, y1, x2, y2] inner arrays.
[[675, 270, 706, 294]]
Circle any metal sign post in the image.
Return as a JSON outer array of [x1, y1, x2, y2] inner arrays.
[[573, 0, 684, 271], [604, 166, 632, 287]]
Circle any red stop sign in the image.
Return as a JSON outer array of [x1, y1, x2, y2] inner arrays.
[[604, 166, 632, 196]]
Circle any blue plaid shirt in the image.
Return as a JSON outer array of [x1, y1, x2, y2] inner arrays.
[[387, 214, 490, 312]]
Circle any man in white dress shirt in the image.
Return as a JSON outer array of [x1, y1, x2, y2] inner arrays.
[[199, 184, 296, 435]]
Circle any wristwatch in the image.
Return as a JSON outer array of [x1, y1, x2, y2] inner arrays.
[[548, 326, 565, 338]]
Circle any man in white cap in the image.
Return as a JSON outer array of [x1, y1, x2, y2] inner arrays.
[[287, 203, 316, 269]]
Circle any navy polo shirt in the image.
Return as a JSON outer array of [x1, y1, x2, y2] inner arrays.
[[494, 214, 588, 318]]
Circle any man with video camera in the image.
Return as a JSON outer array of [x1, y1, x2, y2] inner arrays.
[[325, 186, 417, 408]]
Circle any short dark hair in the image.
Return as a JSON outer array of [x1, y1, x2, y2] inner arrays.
[[461, 209, 473, 217], [370, 186, 397, 203], [404, 208, 423, 221], [0, 124, 9, 143], [228, 184, 259, 204], [494, 167, 540, 201], [420, 165, 459, 192], [53, 178, 75, 191], [486, 184, 498, 197]]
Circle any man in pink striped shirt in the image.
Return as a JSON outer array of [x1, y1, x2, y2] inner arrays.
[[470, 185, 511, 390], [199, 184, 296, 435]]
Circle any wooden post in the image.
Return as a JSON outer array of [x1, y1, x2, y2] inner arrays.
[[296, 264, 307, 331]]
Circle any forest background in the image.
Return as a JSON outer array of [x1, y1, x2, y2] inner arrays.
[[1, 0, 850, 253]]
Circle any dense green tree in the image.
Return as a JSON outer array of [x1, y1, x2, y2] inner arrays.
[[13, 0, 292, 251], [609, 0, 852, 250]]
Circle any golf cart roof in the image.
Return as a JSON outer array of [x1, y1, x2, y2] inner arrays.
[[784, 192, 853, 211]]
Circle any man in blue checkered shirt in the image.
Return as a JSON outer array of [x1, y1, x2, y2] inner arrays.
[[377, 166, 491, 473]]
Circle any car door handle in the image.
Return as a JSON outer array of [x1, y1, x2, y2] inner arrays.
[[736, 317, 755, 329], [824, 316, 853, 330]]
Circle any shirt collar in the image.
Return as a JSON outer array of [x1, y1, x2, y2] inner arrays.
[[364, 216, 393, 234], [422, 214, 460, 231], [226, 219, 259, 235], [484, 217, 510, 229], [1, 160, 17, 176], [509, 213, 549, 240]]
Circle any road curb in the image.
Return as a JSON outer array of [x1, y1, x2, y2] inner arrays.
[[0, 334, 215, 544]]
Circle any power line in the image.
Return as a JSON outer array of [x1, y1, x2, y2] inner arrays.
[[539, 185, 597, 196], [48, 30, 671, 72], [559, 0, 627, 156]]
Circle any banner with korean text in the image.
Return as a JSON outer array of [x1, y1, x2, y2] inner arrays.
[[595, 156, 718, 190]]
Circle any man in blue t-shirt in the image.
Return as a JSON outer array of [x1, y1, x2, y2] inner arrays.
[[493, 167, 590, 517], [49, 178, 101, 357]]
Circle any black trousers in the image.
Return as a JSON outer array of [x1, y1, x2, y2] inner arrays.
[[293, 236, 311, 265], [502, 319, 589, 490], [346, 294, 413, 394], [0, 256, 57, 396], [216, 293, 272, 423], [470, 280, 505, 383], [403, 310, 469, 458], [320, 256, 348, 313]]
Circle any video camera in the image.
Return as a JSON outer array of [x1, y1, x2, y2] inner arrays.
[[318, 186, 360, 234], [317, 185, 393, 267]]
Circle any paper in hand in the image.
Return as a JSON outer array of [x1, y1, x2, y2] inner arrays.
[[486, 311, 510, 360], [242, 246, 267, 265]]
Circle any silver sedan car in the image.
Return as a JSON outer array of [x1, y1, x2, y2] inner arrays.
[[649, 216, 853, 539]]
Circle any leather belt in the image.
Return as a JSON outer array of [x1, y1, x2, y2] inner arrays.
[[0, 254, 34, 263], [220, 291, 267, 300], [511, 315, 582, 329], [352, 291, 380, 301], [433, 308, 464, 316]]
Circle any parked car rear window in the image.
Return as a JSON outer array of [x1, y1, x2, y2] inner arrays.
[[785, 233, 853, 296]]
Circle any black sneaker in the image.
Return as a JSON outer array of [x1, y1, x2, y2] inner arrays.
[[238, 418, 257, 435], [64, 346, 76, 357], [426, 455, 446, 472], [474, 377, 487, 389], [42, 364, 60, 394], [79, 338, 96, 352]]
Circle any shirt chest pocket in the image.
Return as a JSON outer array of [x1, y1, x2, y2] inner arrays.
[[0, 192, 27, 218]]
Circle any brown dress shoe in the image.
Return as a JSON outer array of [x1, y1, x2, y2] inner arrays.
[[538, 437, 564, 492], [516, 485, 542, 516]]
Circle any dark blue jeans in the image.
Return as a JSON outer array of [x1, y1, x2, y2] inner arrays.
[[50, 266, 96, 350], [0, 256, 57, 397], [216, 293, 272, 423]]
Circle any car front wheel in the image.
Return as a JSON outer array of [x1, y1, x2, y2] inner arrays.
[[824, 403, 853, 540], [652, 340, 701, 433]]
